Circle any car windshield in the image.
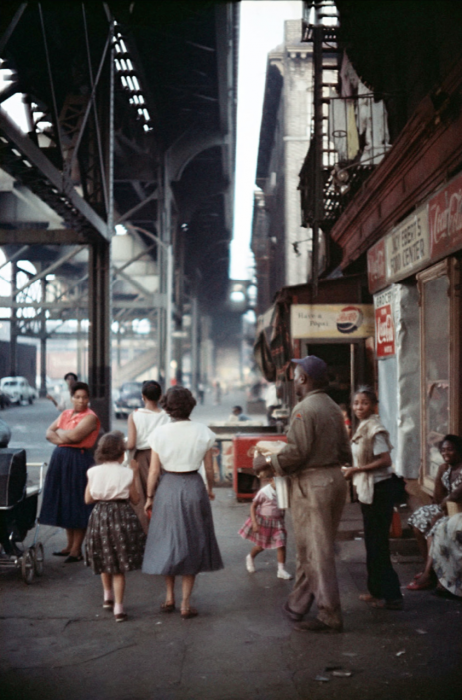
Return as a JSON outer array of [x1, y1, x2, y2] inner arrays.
[[122, 383, 141, 393]]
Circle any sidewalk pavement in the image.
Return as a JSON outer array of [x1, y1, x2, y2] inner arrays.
[[1, 488, 461, 700]]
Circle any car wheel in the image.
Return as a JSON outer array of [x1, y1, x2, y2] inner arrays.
[[28, 396, 33, 405]]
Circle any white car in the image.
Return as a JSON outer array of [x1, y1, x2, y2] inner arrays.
[[0, 376, 37, 405]]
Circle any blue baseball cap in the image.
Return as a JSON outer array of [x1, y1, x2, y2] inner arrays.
[[292, 355, 327, 381]]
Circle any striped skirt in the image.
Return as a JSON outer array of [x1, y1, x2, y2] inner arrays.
[[238, 513, 287, 549]]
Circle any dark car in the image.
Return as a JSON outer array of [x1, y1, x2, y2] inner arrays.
[[113, 381, 143, 419]]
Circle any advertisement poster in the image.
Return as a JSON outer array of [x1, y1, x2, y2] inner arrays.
[[291, 304, 375, 339], [374, 289, 395, 358]]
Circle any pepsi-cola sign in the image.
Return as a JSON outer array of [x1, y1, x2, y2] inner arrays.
[[291, 304, 375, 339], [336, 306, 364, 334]]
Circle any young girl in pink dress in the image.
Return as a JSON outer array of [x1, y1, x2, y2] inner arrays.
[[238, 479, 292, 579]]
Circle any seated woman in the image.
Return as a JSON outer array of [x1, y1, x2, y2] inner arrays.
[[407, 434, 462, 591], [142, 386, 223, 618]]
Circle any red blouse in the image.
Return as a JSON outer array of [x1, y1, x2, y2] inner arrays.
[[57, 408, 100, 449]]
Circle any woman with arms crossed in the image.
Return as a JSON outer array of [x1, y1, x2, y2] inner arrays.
[[40, 382, 100, 562]]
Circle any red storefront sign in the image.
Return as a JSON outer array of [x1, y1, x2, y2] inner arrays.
[[429, 171, 462, 258], [375, 303, 395, 357], [367, 238, 387, 294]]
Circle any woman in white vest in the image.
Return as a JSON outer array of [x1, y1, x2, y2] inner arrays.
[[126, 380, 169, 532]]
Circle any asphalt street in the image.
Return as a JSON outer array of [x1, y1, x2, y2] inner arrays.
[[1, 396, 461, 700]]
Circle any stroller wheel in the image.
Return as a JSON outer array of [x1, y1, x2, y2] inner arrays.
[[21, 549, 35, 584], [33, 543, 44, 576]]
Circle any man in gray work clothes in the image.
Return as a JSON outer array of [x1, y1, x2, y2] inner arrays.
[[253, 356, 352, 632]]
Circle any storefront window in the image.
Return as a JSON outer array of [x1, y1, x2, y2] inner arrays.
[[418, 259, 460, 491]]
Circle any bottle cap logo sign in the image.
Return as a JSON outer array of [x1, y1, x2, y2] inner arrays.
[[336, 306, 363, 334]]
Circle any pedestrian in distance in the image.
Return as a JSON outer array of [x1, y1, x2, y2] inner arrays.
[[342, 386, 403, 610], [40, 381, 100, 562], [142, 386, 224, 619], [238, 477, 292, 579], [84, 431, 146, 622], [126, 380, 170, 533], [253, 356, 351, 633], [46, 372, 78, 411]]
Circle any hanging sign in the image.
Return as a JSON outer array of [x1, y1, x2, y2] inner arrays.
[[291, 304, 375, 339], [385, 206, 430, 282], [374, 289, 395, 358], [429, 171, 462, 258]]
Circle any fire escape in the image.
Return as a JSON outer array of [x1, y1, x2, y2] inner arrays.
[[299, 1, 391, 289]]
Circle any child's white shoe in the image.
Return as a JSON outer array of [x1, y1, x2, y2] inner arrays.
[[246, 554, 255, 573], [277, 568, 293, 580]]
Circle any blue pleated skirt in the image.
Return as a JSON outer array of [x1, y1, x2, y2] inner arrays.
[[142, 472, 224, 576], [39, 446, 94, 529]]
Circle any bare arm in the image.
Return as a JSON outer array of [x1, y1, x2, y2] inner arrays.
[[56, 414, 97, 444], [128, 459, 141, 505], [84, 480, 95, 504], [203, 449, 215, 500], [144, 450, 161, 513], [433, 463, 449, 504], [126, 413, 137, 451], [343, 452, 391, 480], [46, 417, 64, 445]]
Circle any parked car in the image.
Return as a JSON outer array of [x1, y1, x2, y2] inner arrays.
[[0, 376, 37, 405], [113, 381, 143, 419]]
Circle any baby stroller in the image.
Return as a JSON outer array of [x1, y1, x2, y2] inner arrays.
[[0, 443, 45, 584]]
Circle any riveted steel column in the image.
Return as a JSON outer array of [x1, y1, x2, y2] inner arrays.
[[88, 17, 114, 432], [88, 240, 111, 431]]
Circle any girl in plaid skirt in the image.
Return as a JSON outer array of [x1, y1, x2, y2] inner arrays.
[[238, 479, 292, 579]]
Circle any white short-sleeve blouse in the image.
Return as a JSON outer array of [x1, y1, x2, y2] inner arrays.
[[87, 463, 133, 500], [149, 420, 216, 472]]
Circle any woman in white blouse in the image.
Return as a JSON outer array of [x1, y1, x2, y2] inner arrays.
[[126, 380, 170, 532], [142, 386, 223, 618]]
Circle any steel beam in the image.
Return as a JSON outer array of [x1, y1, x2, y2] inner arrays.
[[115, 188, 158, 225], [0, 109, 110, 241], [15, 247, 81, 294], [0, 228, 91, 245], [0, 3, 27, 55]]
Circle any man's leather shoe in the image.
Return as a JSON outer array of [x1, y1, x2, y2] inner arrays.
[[293, 618, 342, 633], [282, 602, 303, 622]]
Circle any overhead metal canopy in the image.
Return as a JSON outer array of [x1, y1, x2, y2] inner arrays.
[[0, 1, 239, 426]]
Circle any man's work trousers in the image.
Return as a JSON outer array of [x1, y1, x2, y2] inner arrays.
[[288, 466, 347, 630]]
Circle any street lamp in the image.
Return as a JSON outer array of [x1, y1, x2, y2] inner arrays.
[[126, 224, 173, 386]]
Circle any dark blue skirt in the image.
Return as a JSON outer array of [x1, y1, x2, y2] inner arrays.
[[142, 472, 224, 576], [40, 446, 94, 529]]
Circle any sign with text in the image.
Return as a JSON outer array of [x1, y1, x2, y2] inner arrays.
[[368, 173, 462, 293], [429, 171, 462, 258], [374, 289, 395, 358], [291, 304, 375, 340], [367, 238, 387, 293], [385, 206, 430, 283]]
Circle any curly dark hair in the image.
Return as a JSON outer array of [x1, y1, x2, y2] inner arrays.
[[94, 430, 126, 464], [163, 386, 196, 420], [142, 380, 162, 402], [440, 434, 462, 457], [70, 381, 90, 397]]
